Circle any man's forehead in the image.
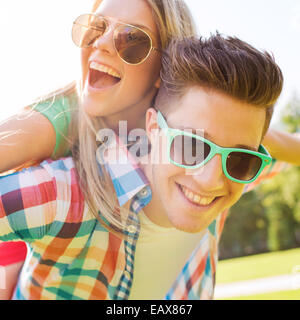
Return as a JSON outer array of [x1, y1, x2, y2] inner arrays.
[[166, 87, 266, 150], [174, 125, 259, 152]]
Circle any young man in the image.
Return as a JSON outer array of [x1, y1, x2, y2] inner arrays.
[[127, 35, 284, 299], [141, 35, 283, 233], [0, 34, 284, 300]]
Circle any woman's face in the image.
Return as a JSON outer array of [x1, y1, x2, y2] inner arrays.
[[80, 0, 161, 125]]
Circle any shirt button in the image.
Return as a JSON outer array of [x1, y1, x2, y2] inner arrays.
[[127, 225, 137, 233], [139, 188, 148, 197]]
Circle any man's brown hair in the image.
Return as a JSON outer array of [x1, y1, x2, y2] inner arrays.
[[155, 33, 283, 138]]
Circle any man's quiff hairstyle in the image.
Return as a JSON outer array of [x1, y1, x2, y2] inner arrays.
[[156, 33, 283, 137]]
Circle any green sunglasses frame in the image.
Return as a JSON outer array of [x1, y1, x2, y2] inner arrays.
[[157, 111, 273, 184]]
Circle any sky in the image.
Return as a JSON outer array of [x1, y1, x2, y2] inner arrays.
[[0, 0, 299, 124]]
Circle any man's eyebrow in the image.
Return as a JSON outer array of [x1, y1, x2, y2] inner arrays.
[[176, 126, 258, 152]]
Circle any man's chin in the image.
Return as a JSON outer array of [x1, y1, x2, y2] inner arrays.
[[168, 217, 211, 234]]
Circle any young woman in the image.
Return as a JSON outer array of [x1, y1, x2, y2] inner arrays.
[[0, 0, 299, 300], [0, 0, 197, 299]]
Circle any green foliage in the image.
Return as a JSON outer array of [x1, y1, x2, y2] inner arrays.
[[219, 191, 268, 259], [281, 93, 300, 133], [260, 166, 300, 251]]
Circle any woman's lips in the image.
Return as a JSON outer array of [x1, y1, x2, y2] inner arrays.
[[88, 68, 121, 90]]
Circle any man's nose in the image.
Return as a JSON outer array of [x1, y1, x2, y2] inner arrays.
[[187, 154, 226, 192]]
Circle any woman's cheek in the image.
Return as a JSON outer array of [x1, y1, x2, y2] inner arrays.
[[80, 48, 91, 80]]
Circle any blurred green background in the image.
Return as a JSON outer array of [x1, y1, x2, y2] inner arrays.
[[216, 93, 300, 299]]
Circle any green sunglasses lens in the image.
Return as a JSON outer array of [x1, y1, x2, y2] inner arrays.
[[170, 134, 263, 181], [226, 152, 262, 181]]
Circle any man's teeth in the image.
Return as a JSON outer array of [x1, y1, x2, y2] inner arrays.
[[90, 62, 121, 79], [181, 185, 215, 206]]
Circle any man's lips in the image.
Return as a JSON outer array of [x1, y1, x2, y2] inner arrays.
[[176, 183, 222, 208]]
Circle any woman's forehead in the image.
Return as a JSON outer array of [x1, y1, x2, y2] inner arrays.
[[91, 0, 158, 36]]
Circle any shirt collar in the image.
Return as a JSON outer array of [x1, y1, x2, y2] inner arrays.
[[97, 134, 151, 207]]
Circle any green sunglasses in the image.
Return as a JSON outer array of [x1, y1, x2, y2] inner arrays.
[[157, 111, 273, 184]]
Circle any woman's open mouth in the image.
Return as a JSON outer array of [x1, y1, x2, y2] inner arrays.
[[88, 62, 121, 90]]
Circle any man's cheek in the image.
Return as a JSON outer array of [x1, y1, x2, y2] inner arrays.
[[230, 184, 245, 205]]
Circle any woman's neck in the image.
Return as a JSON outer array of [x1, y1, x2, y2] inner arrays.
[[103, 107, 147, 135]]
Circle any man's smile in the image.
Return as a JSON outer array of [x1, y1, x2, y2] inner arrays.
[[176, 183, 221, 208]]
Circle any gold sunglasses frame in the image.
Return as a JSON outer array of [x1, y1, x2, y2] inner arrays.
[[72, 14, 160, 65]]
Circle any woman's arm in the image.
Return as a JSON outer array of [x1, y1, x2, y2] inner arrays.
[[262, 128, 300, 166], [0, 88, 76, 174], [0, 109, 56, 173]]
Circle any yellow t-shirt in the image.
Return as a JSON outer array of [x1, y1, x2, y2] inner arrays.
[[129, 210, 204, 300]]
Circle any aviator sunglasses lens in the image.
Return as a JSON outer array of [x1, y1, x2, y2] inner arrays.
[[226, 152, 262, 181], [72, 15, 106, 48], [114, 25, 152, 64], [72, 15, 153, 64]]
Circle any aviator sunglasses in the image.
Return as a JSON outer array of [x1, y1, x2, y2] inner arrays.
[[157, 111, 273, 184], [72, 14, 159, 65]]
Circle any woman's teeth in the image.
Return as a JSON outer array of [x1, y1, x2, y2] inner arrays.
[[180, 185, 215, 206], [90, 62, 121, 79]]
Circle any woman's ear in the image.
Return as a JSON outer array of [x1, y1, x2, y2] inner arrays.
[[154, 77, 161, 89], [145, 108, 159, 143]]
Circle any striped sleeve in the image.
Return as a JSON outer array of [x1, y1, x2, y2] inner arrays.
[[0, 158, 75, 242]]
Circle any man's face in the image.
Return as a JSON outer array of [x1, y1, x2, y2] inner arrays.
[[142, 86, 266, 233]]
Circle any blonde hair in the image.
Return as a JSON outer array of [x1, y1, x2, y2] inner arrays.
[[33, 0, 198, 237]]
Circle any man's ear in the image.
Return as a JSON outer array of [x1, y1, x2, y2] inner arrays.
[[145, 108, 159, 144]]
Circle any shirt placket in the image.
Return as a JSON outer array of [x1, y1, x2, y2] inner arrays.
[[113, 186, 151, 300]]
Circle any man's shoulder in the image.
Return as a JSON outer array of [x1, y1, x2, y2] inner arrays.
[[40, 156, 75, 171], [0, 157, 77, 190], [38, 156, 80, 185], [38, 157, 85, 206]]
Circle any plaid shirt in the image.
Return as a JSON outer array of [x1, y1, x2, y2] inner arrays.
[[0, 137, 284, 300]]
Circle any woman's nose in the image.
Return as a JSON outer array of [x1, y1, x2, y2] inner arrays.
[[92, 25, 115, 55], [188, 154, 226, 192]]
